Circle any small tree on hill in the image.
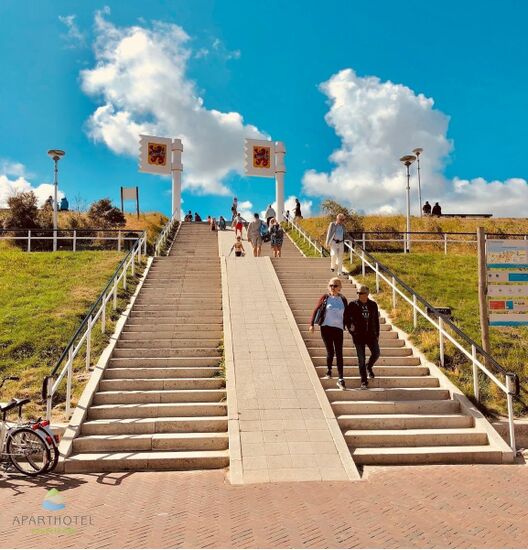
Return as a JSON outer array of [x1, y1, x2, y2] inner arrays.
[[320, 199, 364, 234], [87, 199, 126, 228], [3, 192, 40, 229]]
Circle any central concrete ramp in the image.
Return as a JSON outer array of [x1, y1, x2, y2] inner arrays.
[[219, 229, 358, 483]]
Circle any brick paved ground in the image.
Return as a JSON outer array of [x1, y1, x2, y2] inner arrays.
[[1, 465, 527, 548]]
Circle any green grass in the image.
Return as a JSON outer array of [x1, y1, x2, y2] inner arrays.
[[282, 223, 324, 258], [348, 253, 528, 417], [0, 248, 145, 420]]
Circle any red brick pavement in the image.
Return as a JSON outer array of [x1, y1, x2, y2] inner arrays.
[[1, 465, 527, 548]]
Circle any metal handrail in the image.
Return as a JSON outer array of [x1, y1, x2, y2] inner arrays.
[[346, 238, 521, 452], [154, 214, 181, 256], [283, 213, 327, 257], [43, 232, 147, 420]]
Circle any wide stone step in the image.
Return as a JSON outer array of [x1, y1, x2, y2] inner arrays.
[[352, 445, 502, 465], [104, 367, 221, 379], [81, 416, 228, 435], [123, 326, 222, 337], [118, 336, 221, 346], [129, 312, 223, 321], [313, 356, 421, 367], [301, 330, 398, 340], [99, 377, 225, 391], [315, 366, 430, 377], [109, 357, 221, 368], [308, 346, 412, 357], [345, 428, 488, 448], [326, 388, 449, 402], [332, 399, 460, 415], [132, 304, 222, 312], [307, 338, 405, 348], [134, 298, 221, 306], [72, 432, 228, 453], [93, 389, 226, 405], [337, 414, 474, 430], [299, 323, 392, 332], [88, 402, 227, 419], [112, 348, 221, 358], [63, 450, 229, 473], [320, 376, 439, 389]]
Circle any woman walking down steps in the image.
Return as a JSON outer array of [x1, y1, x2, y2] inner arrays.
[[309, 277, 348, 390]]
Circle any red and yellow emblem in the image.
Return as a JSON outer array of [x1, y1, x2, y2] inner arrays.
[[148, 143, 168, 166], [252, 146, 271, 169]]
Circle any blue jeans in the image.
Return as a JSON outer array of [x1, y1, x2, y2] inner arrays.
[[354, 337, 380, 384]]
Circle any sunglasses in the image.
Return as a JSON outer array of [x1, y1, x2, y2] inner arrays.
[[358, 292, 368, 295], [329, 284, 340, 288]]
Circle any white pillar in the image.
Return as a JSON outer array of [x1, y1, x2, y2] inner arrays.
[[171, 139, 183, 220], [275, 141, 286, 222]]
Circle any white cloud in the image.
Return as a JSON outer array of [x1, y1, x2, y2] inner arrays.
[[0, 173, 64, 209], [59, 14, 86, 48], [236, 200, 254, 221], [80, 13, 263, 196], [303, 68, 528, 217]]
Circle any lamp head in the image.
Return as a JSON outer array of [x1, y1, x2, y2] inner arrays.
[[47, 149, 65, 161], [412, 147, 423, 157], [399, 154, 416, 167]]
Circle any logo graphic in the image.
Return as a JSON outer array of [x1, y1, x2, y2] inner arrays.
[[147, 142, 168, 166], [252, 145, 271, 169], [42, 488, 65, 511]]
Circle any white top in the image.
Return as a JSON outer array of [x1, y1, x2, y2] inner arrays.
[[265, 207, 276, 218], [322, 295, 345, 329]]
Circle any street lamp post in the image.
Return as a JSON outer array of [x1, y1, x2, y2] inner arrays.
[[413, 147, 423, 216], [400, 154, 416, 253], [47, 149, 65, 252]]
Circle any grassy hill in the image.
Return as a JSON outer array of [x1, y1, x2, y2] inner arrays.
[[0, 247, 144, 419]]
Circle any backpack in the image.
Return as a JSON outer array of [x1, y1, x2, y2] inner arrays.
[[259, 221, 269, 238]]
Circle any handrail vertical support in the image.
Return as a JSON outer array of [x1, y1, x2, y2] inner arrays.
[[65, 347, 73, 417], [362, 232, 366, 251], [143, 235, 147, 256], [123, 264, 127, 290], [361, 250, 366, 277], [86, 315, 92, 370], [444, 233, 448, 255], [101, 296, 106, 333], [27, 230, 31, 252], [471, 344, 480, 402], [131, 252, 136, 277], [117, 231, 121, 252], [439, 316, 445, 367], [412, 294, 418, 328], [375, 263, 380, 293], [113, 281, 118, 309], [46, 377, 53, 422], [73, 230, 77, 252], [506, 375, 517, 454]]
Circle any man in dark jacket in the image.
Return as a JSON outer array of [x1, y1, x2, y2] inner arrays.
[[346, 285, 380, 389]]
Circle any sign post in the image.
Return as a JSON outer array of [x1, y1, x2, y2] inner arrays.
[[477, 227, 491, 358], [244, 138, 285, 221], [121, 186, 140, 218], [139, 135, 182, 220]]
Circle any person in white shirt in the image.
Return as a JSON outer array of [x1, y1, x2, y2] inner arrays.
[[247, 213, 265, 257], [265, 204, 276, 227], [325, 213, 347, 276]]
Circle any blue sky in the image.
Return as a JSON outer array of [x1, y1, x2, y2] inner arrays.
[[0, 0, 527, 219]]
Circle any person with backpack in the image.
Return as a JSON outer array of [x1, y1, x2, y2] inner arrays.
[[309, 277, 349, 390], [345, 285, 380, 390], [247, 213, 266, 257], [218, 216, 227, 230], [269, 218, 284, 257]]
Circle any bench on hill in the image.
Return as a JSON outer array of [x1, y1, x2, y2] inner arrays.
[[440, 213, 493, 218]]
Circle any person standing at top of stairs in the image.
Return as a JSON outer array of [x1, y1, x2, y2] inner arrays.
[[309, 277, 348, 391], [346, 285, 381, 390], [325, 213, 347, 276], [247, 213, 266, 257]]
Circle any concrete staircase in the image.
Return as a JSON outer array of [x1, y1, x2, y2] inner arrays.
[[64, 223, 228, 472], [272, 255, 508, 466]]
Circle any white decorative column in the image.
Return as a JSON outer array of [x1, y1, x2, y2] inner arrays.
[[171, 139, 183, 220], [275, 141, 286, 222]]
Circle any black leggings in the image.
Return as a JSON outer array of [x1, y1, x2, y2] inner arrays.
[[320, 326, 344, 379]]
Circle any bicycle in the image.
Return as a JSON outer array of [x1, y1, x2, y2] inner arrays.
[[0, 376, 53, 476]]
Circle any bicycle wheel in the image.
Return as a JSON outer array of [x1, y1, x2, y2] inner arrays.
[[7, 427, 51, 476]]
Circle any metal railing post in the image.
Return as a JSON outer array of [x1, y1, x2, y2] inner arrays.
[[113, 280, 118, 309], [506, 375, 517, 453], [73, 230, 77, 252], [27, 230, 31, 252], [439, 316, 445, 367], [117, 231, 121, 252], [392, 277, 396, 308], [65, 347, 73, 417], [86, 315, 92, 370], [413, 294, 418, 328], [362, 232, 366, 251], [471, 344, 480, 402], [46, 377, 53, 422], [375, 263, 380, 293], [143, 235, 147, 256], [131, 251, 136, 277], [123, 263, 127, 290], [444, 233, 448, 255], [361, 250, 366, 277], [101, 296, 106, 333]]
